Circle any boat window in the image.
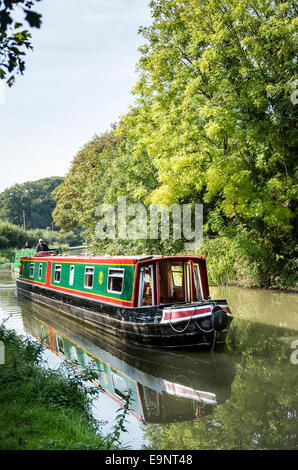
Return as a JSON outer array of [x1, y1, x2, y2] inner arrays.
[[54, 264, 62, 283], [171, 265, 183, 287], [57, 336, 64, 356], [29, 262, 35, 278], [194, 263, 203, 300], [111, 372, 129, 400], [139, 265, 155, 306], [84, 267, 94, 289], [71, 346, 78, 364], [107, 268, 124, 294], [184, 262, 192, 302], [40, 324, 47, 341], [87, 356, 99, 382], [69, 265, 75, 286], [143, 388, 161, 417], [38, 263, 43, 280]]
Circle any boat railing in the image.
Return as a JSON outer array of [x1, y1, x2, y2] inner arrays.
[[34, 251, 53, 257], [26, 248, 62, 257]]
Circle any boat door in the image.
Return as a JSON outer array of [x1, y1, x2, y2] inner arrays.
[[46, 261, 52, 287], [138, 265, 155, 306]]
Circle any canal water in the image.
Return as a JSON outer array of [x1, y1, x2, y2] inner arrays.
[[1, 266, 297, 450]]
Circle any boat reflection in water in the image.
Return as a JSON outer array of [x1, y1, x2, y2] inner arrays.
[[21, 303, 236, 424]]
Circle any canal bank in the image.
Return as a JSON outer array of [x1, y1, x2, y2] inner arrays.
[[0, 323, 125, 450]]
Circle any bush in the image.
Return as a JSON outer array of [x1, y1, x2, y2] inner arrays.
[[200, 237, 237, 286], [0, 222, 83, 257], [0, 222, 27, 249], [0, 324, 123, 450], [200, 236, 297, 290]]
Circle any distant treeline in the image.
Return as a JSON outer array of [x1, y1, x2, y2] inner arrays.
[[0, 222, 83, 263], [0, 177, 64, 230]]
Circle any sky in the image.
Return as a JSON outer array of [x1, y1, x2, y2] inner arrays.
[[0, 0, 152, 193]]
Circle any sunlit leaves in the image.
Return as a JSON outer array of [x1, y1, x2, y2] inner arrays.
[[52, 0, 297, 287], [129, 0, 297, 286]]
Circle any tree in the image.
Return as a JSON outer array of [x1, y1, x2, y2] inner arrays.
[[53, 0, 297, 287], [52, 129, 124, 234], [0, 176, 64, 229], [130, 0, 297, 286], [0, 0, 42, 86], [53, 125, 157, 253]]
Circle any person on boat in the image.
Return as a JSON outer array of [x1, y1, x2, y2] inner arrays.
[[36, 238, 50, 252], [24, 242, 31, 249]]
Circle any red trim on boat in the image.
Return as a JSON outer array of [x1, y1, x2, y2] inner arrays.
[[29, 257, 137, 265], [48, 326, 56, 351], [131, 262, 139, 307], [198, 259, 210, 299], [46, 260, 52, 287], [25, 255, 206, 265], [18, 278, 133, 307], [156, 262, 160, 305], [162, 306, 212, 322]]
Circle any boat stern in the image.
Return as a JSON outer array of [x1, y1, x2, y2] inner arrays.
[[160, 300, 232, 332]]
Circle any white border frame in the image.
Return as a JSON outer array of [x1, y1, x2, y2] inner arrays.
[[69, 265, 75, 286], [107, 268, 124, 295], [38, 263, 43, 280], [84, 266, 94, 289], [29, 262, 35, 278], [54, 264, 62, 284]]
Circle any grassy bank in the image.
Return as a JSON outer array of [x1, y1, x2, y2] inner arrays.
[[0, 325, 123, 450]]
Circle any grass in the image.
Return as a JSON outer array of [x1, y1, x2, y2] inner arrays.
[[0, 324, 124, 450]]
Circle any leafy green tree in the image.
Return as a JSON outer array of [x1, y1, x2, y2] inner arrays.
[[53, 124, 165, 255], [0, 0, 42, 86], [0, 220, 26, 248], [53, 0, 297, 288], [52, 129, 123, 234], [130, 0, 297, 286], [0, 176, 64, 229]]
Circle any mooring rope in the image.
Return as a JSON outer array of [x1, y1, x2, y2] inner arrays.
[[168, 303, 216, 335], [194, 319, 214, 334], [168, 304, 196, 333]]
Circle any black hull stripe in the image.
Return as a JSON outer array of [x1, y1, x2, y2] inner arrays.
[[16, 280, 231, 349]]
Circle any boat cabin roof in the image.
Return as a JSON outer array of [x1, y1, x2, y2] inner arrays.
[[21, 253, 206, 265]]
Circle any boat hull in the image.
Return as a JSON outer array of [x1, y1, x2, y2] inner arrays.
[[16, 278, 232, 350]]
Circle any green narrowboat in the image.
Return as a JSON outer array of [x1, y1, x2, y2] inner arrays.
[[16, 253, 233, 350], [11, 249, 36, 273], [11, 247, 61, 273]]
